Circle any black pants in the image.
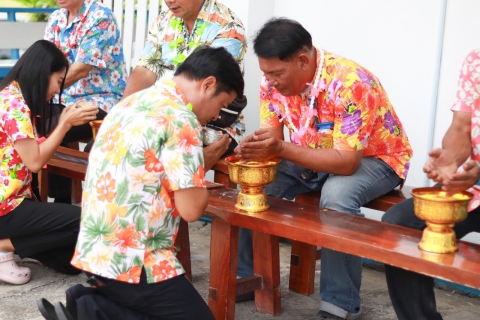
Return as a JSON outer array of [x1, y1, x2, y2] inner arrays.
[[66, 271, 214, 320], [0, 199, 81, 275], [381, 198, 480, 320], [47, 104, 107, 200]]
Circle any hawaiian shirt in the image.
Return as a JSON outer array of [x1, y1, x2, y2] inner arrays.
[[137, 0, 247, 144], [0, 82, 34, 216], [72, 79, 206, 284], [260, 47, 413, 180], [44, 0, 127, 112], [451, 49, 480, 211]]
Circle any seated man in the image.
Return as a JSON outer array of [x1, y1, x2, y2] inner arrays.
[[234, 18, 413, 319], [382, 49, 480, 320], [37, 47, 244, 320], [124, 0, 247, 161], [44, 0, 127, 203]]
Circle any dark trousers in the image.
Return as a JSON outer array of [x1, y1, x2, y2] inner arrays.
[[47, 104, 107, 200], [0, 199, 81, 275], [66, 271, 214, 320], [381, 198, 480, 320]]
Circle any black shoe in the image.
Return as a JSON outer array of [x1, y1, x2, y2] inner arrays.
[[37, 298, 58, 320], [54, 302, 75, 320], [235, 291, 254, 303]]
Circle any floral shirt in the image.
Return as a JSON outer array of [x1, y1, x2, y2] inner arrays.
[[0, 82, 34, 216], [260, 48, 413, 180], [451, 49, 480, 211], [44, 0, 127, 112], [137, 0, 247, 144], [72, 79, 206, 284]]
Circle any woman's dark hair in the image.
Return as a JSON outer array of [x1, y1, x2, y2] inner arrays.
[[174, 46, 244, 97], [253, 17, 313, 61], [0, 40, 69, 136]]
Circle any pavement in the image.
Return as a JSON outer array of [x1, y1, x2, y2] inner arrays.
[[1, 220, 480, 320]]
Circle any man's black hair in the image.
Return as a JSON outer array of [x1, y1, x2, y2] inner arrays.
[[174, 46, 244, 97], [0, 40, 69, 136], [253, 17, 313, 61]]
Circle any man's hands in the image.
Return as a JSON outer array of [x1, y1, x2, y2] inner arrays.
[[203, 134, 231, 171], [424, 148, 480, 192], [234, 129, 283, 162]]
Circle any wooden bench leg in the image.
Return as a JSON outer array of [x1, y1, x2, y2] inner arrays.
[[253, 230, 281, 315], [289, 240, 317, 295], [208, 219, 238, 320], [175, 218, 192, 281], [40, 169, 49, 202]]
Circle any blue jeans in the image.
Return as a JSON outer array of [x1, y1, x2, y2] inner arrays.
[[382, 197, 480, 320], [237, 157, 402, 315]]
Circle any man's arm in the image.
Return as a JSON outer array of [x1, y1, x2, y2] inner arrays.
[[123, 66, 158, 98], [236, 127, 363, 176], [442, 111, 472, 166], [174, 187, 209, 222], [63, 62, 93, 88]]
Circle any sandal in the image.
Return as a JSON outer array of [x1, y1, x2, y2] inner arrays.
[[37, 298, 58, 320], [0, 252, 31, 285]]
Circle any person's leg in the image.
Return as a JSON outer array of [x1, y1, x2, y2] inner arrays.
[[382, 201, 480, 320], [318, 157, 401, 318], [0, 199, 81, 274], [237, 160, 325, 277]]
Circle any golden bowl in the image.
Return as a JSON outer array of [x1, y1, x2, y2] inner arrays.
[[225, 156, 280, 212], [411, 187, 473, 253], [89, 120, 103, 141]]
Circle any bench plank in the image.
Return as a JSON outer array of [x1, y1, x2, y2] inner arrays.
[[204, 187, 480, 319]]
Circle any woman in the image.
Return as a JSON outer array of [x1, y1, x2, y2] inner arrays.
[[0, 40, 98, 285]]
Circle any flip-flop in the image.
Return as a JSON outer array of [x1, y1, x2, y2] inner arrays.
[[0, 252, 31, 285], [54, 302, 75, 320], [37, 298, 58, 320]]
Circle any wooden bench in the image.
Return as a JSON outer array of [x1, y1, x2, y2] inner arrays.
[[211, 156, 412, 295], [203, 187, 480, 320]]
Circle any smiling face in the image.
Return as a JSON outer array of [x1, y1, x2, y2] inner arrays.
[[46, 69, 66, 101]]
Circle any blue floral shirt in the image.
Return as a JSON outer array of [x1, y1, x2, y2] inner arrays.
[[44, 0, 127, 112]]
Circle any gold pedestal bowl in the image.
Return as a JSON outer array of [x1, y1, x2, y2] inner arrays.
[[411, 187, 473, 253], [89, 120, 103, 141], [225, 156, 280, 212]]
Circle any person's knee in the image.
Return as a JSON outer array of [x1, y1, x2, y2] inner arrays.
[[319, 185, 361, 214], [381, 199, 414, 226]]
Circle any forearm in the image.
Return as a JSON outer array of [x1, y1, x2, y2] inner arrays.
[[442, 111, 472, 167], [123, 66, 157, 98], [64, 62, 93, 88], [278, 141, 362, 175]]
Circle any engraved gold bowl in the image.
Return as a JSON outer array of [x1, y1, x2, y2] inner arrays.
[[225, 156, 281, 212], [89, 120, 103, 141], [411, 187, 473, 253]]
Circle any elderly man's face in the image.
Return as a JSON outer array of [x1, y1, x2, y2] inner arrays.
[[56, 0, 84, 11], [259, 56, 309, 97], [165, 0, 202, 20]]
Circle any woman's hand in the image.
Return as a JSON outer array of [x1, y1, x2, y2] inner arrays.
[[58, 102, 99, 130]]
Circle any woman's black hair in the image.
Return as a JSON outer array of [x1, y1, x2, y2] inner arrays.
[[0, 40, 69, 136], [174, 46, 244, 98], [253, 17, 313, 61]]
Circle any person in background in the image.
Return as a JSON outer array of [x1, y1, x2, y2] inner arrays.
[[44, 0, 127, 203], [382, 49, 480, 320], [37, 47, 244, 320], [0, 40, 98, 286], [235, 18, 413, 319], [124, 0, 247, 167]]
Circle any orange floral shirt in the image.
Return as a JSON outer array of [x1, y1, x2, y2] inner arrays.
[[260, 48, 413, 179], [72, 79, 206, 283]]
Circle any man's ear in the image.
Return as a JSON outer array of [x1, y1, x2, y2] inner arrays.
[[297, 53, 310, 71], [201, 76, 217, 95]]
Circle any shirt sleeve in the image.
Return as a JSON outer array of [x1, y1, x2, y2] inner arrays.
[[259, 76, 283, 129], [160, 113, 206, 191], [3, 96, 34, 142], [451, 49, 480, 113], [75, 9, 120, 69], [209, 27, 247, 72], [136, 13, 167, 75]]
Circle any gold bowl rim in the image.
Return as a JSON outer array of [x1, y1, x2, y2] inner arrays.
[[225, 156, 281, 168], [411, 187, 473, 203]]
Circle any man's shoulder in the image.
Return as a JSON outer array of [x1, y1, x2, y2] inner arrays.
[[210, 0, 245, 27]]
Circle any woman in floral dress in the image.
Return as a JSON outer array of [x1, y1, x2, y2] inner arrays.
[[0, 40, 98, 284]]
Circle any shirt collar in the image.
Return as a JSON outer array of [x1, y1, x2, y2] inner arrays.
[[59, 0, 92, 28]]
